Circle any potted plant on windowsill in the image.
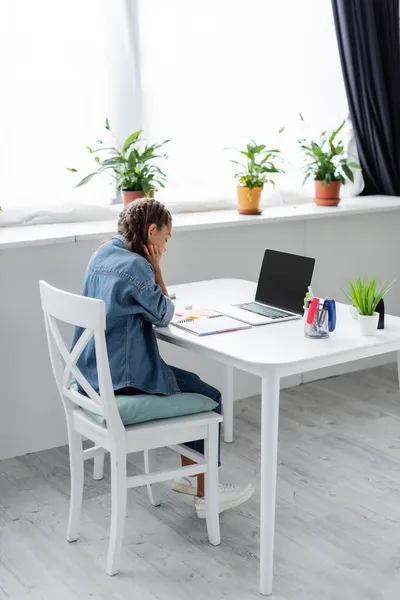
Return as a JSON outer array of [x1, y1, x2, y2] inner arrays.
[[298, 119, 360, 207], [68, 119, 170, 206], [346, 276, 393, 335], [227, 140, 284, 215]]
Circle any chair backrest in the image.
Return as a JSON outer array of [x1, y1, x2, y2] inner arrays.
[[39, 280, 122, 432]]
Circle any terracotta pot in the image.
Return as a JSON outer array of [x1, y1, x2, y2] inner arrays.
[[314, 180, 341, 206], [122, 189, 154, 207], [237, 186, 263, 215]]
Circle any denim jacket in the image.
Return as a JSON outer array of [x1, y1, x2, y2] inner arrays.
[[71, 235, 179, 395]]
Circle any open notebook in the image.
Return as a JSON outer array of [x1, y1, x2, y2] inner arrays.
[[171, 310, 251, 337]]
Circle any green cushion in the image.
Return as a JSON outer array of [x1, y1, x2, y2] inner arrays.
[[73, 384, 218, 426]]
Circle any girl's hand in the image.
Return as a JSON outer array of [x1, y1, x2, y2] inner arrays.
[[144, 244, 163, 271]]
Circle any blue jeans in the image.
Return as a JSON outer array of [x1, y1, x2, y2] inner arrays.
[[170, 366, 222, 465], [116, 366, 222, 464]]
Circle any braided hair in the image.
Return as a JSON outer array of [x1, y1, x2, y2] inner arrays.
[[117, 198, 171, 256]]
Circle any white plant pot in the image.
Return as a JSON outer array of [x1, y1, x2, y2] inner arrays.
[[349, 305, 358, 320], [358, 312, 379, 336]]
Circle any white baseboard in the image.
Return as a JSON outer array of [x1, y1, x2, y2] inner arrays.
[[301, 351, 395, 384], [233, 355, 396, 401]]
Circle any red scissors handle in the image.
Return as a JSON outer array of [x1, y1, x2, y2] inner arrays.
[[306, 297, 319, 324]]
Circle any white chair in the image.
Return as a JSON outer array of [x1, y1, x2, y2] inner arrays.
[[39, 280, 222, 575]]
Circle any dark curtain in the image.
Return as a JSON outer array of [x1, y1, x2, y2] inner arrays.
[[332, 0, 400, 195]]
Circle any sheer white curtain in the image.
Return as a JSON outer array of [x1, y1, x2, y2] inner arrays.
[[0, 0, 357, 219], [0, 0, 111, 210], [135, 0, 356, 206]]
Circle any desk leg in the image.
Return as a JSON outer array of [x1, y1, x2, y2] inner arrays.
[[260, 373, 280, 596], [397, 351, 400, 392], [222, 365, 234, 443]]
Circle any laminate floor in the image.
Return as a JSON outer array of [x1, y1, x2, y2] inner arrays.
[[2, 364, 400, 600]]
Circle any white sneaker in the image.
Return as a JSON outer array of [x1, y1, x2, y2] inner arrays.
[[195, 482, 254, 518], [172, 477, 255, 517], [171, 476, 199, 496]]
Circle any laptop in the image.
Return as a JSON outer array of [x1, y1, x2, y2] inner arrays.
[[215, 249, 315, 326]]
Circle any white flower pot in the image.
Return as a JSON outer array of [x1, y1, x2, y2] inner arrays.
[[349, 305, 358, 320], [358, 312, 379, 336]]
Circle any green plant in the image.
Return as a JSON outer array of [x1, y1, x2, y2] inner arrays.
[[303, 291, 313, 308], [298, 117, 360, 186], [227, 138, 284, 190], [346, 276, 393, 316], [68, 119, 170, 195]]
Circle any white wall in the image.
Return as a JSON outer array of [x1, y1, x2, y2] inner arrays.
[[1, 211, 399, 459]]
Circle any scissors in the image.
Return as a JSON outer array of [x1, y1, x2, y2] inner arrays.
[[306, 298, 336, 332], [306, 297, 320, 325], [323, 299, 336, 332]]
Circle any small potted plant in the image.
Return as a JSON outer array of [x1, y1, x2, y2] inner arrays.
[[68, 119, 170, 206], [346, 276, 393, 335], [228, 140, 284, 215], [298, 118, 360, 207]]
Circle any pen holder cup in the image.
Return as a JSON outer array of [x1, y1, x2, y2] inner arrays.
[[304, 304, 329, 339]]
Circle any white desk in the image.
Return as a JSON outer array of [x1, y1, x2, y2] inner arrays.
[[156, 279, 400, 596]]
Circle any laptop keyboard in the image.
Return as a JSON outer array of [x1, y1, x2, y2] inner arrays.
[[236, 302, 293, 319]]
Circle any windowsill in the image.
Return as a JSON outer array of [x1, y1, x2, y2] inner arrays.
[[0, 195, 400, 250]]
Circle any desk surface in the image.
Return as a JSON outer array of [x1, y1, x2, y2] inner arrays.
[[156, 279, 400, 375]]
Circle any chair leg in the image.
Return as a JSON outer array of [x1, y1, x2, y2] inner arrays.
[[204, 423, 220, 546], [93, 453, 105, 480], [106, 449, 127, 576], [67, 429, 84, 542], [144, 449, 161, 507]]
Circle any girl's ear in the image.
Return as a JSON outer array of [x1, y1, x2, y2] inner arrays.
[[147, 224, 157, 240]]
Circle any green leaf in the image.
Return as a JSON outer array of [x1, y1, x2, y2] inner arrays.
[[299, 112, 304, 121], [347, 276, 394, 316], [105, 117, 110, 130], [121, 130, 142, 155], [99, 157, 125, 167], [75, 172, 98, 188], [141, 180, 153, 195], [152, 139, 172, 149], [228, 139, 282, 186], [86, 146, 93, 154], [67, 167, 78, 172], [278, 126, 285, 133], [252, 144, 266, 154], [329, 119, 345, 143], [342, 164, 354, 182], [90, 147, 120, 155]]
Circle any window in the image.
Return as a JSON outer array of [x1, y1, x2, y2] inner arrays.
[[136, 0, 349, 206], [0, 0, 350, 215], [0, 0, 110, 209]]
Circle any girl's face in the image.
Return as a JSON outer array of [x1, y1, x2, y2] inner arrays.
[[147, 222, 172, 254]]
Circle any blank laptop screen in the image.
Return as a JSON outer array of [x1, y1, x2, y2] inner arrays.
[[255, 249, 315, 315]]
